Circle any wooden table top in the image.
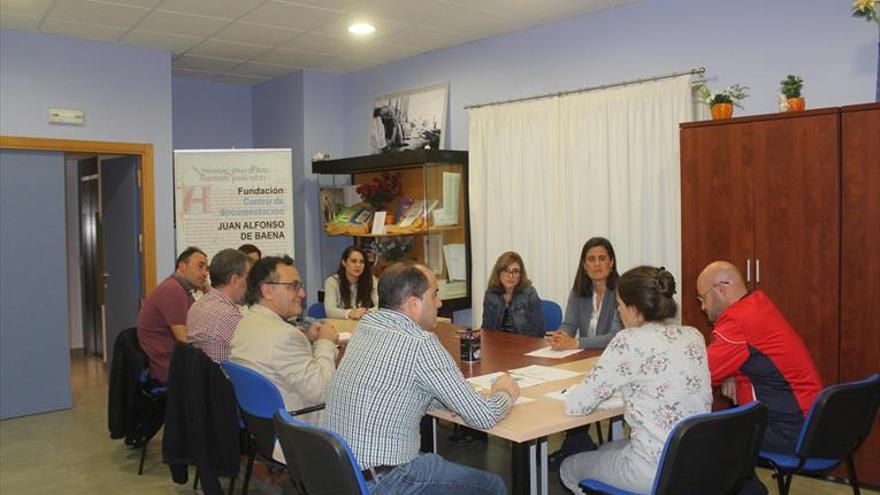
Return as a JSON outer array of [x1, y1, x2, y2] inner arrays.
[[326, 318, 620, 444]]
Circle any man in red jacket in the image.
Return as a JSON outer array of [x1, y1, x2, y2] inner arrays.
[[697, 261, 823, 456]]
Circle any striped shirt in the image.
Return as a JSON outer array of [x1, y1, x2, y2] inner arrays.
[[186, 288, 243, 363], [324, 309, 513, 470]]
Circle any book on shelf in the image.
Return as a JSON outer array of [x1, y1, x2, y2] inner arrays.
[[351, 208, 373, 225], [334, 205, 362, 223]]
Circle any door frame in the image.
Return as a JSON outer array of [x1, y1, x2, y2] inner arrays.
[[0, 135, 158, 292]]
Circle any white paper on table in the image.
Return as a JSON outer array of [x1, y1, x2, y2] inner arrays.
[[544, 383, 579, 401], [508, 364, 582, 381], [514, 396, 534, 405], [443, 244, 466, 281], [525, 346, 582, 359], [337, 332, 352, 342], [467, 371, 546, 390]]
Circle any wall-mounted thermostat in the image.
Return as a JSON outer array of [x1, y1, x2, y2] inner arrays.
[[48, 107, 85, 125]]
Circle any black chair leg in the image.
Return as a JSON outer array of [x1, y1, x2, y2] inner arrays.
[[193, 467, 200, 490], [846, 454, 860, 495], [241, 445, 256, 495], [782, 472, 793, 495], [138, 437, 149, 475], [228, 475, 236, 495]]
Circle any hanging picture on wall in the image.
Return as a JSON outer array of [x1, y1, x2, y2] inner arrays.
[[368, 82, 448, 154]]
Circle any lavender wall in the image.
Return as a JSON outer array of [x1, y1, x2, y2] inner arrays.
[[172, 76, 253, 150], [252, 70, 310, 290], [340, 0, 877, 154], [302, 71, 350, 295], [0, 28, 175, 275]]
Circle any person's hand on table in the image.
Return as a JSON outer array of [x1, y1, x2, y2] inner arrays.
[[491, 373, 521, 402], [544, 330, 579, 350], [349, 307, 369, 320], [315, 321, 339, 344]]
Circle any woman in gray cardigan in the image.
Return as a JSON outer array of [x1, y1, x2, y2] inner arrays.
[[545, 237, 624, 469], [546, 237, 623, 350]]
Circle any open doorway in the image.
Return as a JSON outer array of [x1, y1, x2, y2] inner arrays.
[[67, 153, 144, 361]]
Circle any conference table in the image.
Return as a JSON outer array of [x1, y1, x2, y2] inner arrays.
[[329, 319, 623, 495]]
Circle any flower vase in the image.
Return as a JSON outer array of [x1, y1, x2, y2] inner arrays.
[[786, 97, 805, 112], [711, 103, 734, 120]]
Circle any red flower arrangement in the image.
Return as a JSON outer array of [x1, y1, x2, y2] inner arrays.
[[356, 172, 402, 210]]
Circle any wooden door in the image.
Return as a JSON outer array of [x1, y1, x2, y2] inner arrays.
[[680, 120, 755, 338], [840, 103, 880, 485], [751, 109, 840, 387]]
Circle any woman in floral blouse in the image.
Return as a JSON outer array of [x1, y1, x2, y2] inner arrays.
[[560, 266, 712, 493]]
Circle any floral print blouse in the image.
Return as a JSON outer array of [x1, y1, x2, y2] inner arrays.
[[564, 322, 712, 468]]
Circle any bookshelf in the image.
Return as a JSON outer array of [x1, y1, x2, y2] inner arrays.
[[313, 150, 470, 315]]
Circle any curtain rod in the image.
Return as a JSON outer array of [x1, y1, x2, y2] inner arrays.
[[464, 67, 706, 110]]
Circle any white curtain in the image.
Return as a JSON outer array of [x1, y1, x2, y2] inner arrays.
[[469, 75, 694, 327]]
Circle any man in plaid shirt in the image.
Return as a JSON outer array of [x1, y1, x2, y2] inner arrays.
[[187, 248, 251, 363], [325, 261, 519, 494]]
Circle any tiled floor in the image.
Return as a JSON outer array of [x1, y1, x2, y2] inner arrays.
[[0, 352, 876, 495]]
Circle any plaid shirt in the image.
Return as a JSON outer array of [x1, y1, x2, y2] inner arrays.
[[324, 309, 513, 470], [186, 288, 243, 363]]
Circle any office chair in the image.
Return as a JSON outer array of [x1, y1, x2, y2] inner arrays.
[[307, 302, 326, 319], [759, 374, 880, 495], [580, 401, 769, 495], [273, 409, 369, 495], [541, 300, 563, 331], [221, 361, 324, 495]]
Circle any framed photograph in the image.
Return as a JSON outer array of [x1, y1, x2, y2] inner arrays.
[[369, 82, 449, 154], [319, 187, 344, 224]]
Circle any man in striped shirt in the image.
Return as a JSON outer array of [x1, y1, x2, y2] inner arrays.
[[187, 248, 251, 363], [325, 261, 519, 494]]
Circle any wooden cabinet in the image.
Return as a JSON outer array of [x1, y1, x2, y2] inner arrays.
[[681, 108, 840, 386], [682, 103, 880, 485], [313, 150, 470, 317], [840, 103, 880, 485]]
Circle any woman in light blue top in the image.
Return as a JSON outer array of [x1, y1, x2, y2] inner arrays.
[[546, 237, 623, 350]]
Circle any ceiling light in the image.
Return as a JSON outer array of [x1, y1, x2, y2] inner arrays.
[[348, 23, 375, 35]]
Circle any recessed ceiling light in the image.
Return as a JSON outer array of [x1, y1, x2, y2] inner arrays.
[[348, 23, 375, 35]]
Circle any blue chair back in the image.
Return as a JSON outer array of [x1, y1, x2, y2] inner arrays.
[[652, 402, 768, 495], [308, 302, 326, 319], [581, 402, 768, 495], [274, 409, 369, 495], [541, 300, 563, 331], [221, 360, 284, 419], [221, 360, 285, 465], [795, 373, 880, 461]]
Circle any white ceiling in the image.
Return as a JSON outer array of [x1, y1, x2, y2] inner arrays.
[[1, 0, 638, 85]]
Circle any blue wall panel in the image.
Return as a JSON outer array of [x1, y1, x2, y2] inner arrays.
[[0, 149, 70, 419]]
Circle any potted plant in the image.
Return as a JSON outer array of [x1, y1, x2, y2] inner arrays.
[[698, 84, 750, 120], [356, 171, 402, 213], [851, 0, 880, 101], [780, 75, 805, 112]]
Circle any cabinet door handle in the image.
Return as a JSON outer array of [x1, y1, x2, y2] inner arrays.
[[756, 259, 761, 284], [746, 259, 751, 283]]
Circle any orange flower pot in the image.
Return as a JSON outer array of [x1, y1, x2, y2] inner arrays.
[[711, 103, 734, 120], [786, 97, 805, 112]]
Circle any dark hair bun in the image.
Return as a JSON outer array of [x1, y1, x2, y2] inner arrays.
[[618, 265, 678, 322], [656, 267, 677, 298]]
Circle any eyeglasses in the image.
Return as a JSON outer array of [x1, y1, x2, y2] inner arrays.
[[502, 268, 522, 275], [267, 280, 305, 292], [697, 280, 730, 304]]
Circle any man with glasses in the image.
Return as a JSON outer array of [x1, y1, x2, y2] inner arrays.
[[230, 255, 338, 417], [697, 261, 822, 458]]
